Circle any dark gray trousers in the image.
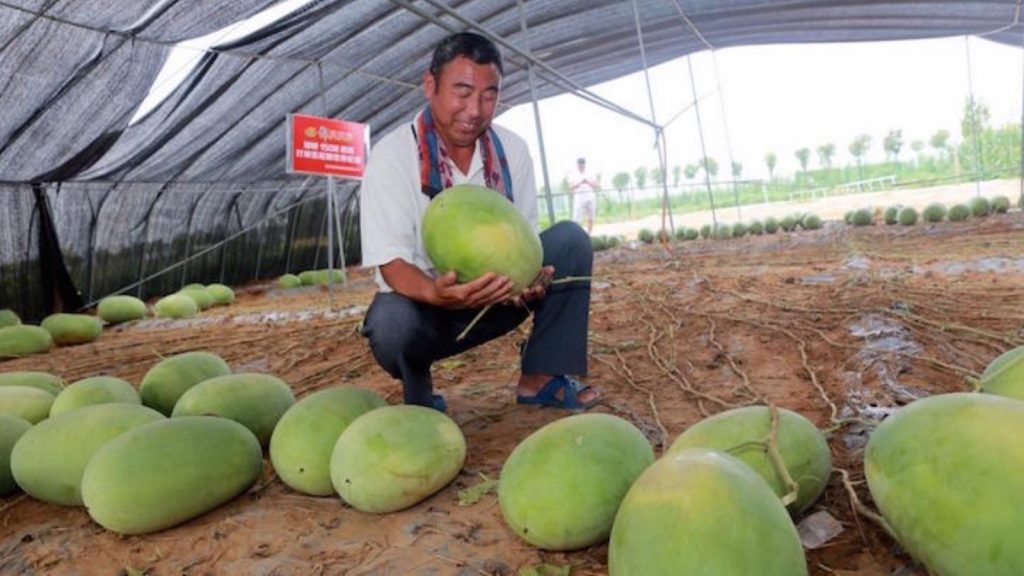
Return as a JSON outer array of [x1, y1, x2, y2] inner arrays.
[[362, 220, 593, 406]]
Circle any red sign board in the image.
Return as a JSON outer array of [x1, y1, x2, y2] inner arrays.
[[287, 114, 369, 179]]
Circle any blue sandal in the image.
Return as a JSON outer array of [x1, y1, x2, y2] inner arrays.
[[431, 394, 448, 413], [516, 376, 597, 411]]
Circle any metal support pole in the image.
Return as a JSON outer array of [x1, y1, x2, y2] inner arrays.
[[686, 55, 718, 228], [630, 0, 673, 234], [332, 183, 348, 284], [964, 36, 983, 198], [517, 0, 555, 225]]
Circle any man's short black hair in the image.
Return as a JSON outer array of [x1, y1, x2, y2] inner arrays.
[[429, 32, 504, 77], [577, 157, 586, 164]]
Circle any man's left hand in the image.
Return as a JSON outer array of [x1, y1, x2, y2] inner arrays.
[[512, 266, 555, 307]]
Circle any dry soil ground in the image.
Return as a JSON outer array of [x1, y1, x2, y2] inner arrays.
[[1, 207, 1023, 576]]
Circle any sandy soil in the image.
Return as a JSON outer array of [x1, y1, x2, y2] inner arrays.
[[1, 210, 1023, 575], [594, 177, 1023, 239]]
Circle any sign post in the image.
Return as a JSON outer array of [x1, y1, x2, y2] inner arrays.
[[286, 114, 369, 305]]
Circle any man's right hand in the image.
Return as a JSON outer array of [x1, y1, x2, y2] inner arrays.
[[430, 270, 514, 309]]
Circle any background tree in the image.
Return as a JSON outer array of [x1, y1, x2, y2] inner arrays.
[[910, 139, 925, 164], [764, 152, 777, 180], [848, 134, 872, 179], [612, 171, 630, 201], [699, 157, 719, 179], [651, 166, 665, 187], [731, 161, 743, 180], [672, 165, 681, 189], [816, 143, 835, 168], [960, 97, 991, 175], [961, 97, 991, 141], [883, 129, 904, 163], [794, 147, 810, 172], [929, 129, 950, 160], [633, 166, 648, 192], [684, 163, 699, 181]]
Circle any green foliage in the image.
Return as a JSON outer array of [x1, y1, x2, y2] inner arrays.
[[699, 224, 712, 239], [779, 215, 797, 232], [852, 208, 874, 226], [968, 196, 991, 217], [748, 220, 764, 235], [816, 143, 835, 168], [684, 228, 699, 240], [656, 229, 671, 244], [637, 228, 655, 244], [591, 235, 608, 251], [948, 203, 971, 221], [763, 216, 779, 234], [883, 205, 901, 225], [802, 214, 823, 230], [731, 222, 748, 238], [794, 148, 810, 172], [898, 206, 919, 226], [848, 135, 872, 162], [611, 172, 630, 192], [764, 153, 777, 179], [922, 203, 947, 222], [633, 167, 648, 191], [883, 129, 904, 162], [714, 224, 733, 240], [991, 195, 1011, 214], [844, 210, 854, 224]]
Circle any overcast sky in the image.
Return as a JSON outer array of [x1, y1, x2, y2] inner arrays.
[[497, 36, 1023, 185]]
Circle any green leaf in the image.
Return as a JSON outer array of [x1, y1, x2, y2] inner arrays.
[[457, 474, 498, 506]]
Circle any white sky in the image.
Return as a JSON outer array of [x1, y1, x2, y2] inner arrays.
[[497, 36, 1024, 184]]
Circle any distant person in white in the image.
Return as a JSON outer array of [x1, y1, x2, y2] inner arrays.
[[569, 157, 598, 234]]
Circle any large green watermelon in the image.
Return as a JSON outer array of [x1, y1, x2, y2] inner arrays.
[[979, 345, 1024, 400], [609, 448, 808, 575], [11, 404, 164, 505], [97, 295, 148, 324], [0, 325, 53, 358], [270, 386, 388, 496], [139, 351, 231, 415], [0, 371, 65, 396], [0, 414, 32, 496], [49, 376, 140, 417], [40, 313, 103, 345], [667, 405, 831, 513], [81, 416, 263, 534], [866, 393, 1024, 575], [330, 405, 465, 513], [422, 184, 542, 292], [499, 413, 654, 550], [172, 373, 295, 446]]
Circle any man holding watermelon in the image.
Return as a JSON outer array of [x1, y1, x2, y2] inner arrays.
[[359, 32, 598, 412]]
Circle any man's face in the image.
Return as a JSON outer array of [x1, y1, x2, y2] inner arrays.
[[424, 56, 501, 150]]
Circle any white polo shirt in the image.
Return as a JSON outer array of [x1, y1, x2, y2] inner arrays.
[[359, 120, 538, 292]]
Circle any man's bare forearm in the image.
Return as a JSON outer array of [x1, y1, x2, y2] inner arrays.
[[380, 259, 438, 305]]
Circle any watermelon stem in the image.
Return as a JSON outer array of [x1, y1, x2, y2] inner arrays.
[[837, 468, 901, 543], [767, 404, 800, 507], [456, 305, 493, 342], [549, 275, 594, 285]]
